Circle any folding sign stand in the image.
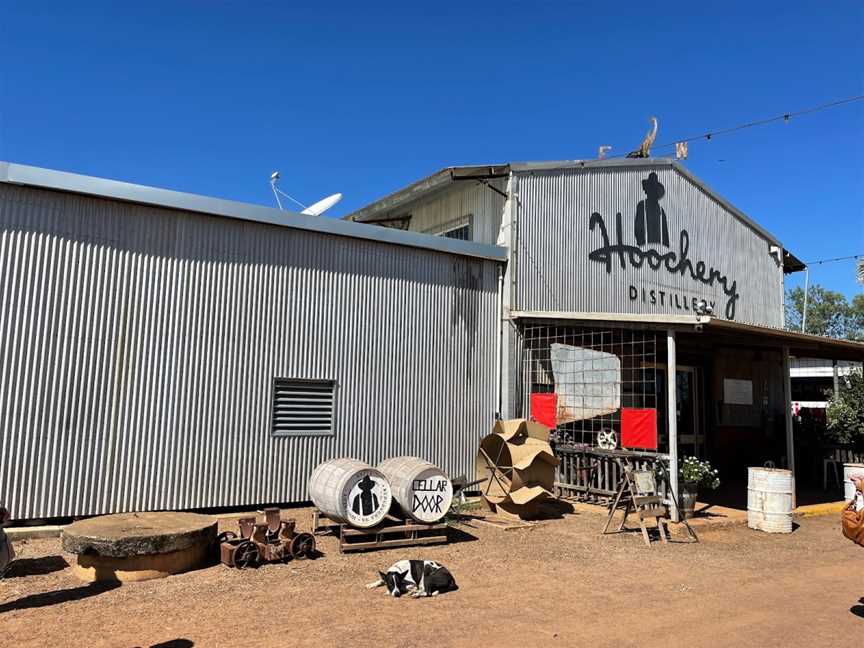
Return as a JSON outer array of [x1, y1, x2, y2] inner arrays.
[[602, 457, 698, 546]]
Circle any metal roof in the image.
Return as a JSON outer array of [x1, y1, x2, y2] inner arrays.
[[345, 158, 804, 270], [511, 310, 864, 361], [0, 161, 508, 263], [344, 164, 509, 224]]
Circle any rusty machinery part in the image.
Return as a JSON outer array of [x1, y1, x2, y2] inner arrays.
[[221, 509, 315, 568], [216, 530, 237, 544], [264, 507, 281, 531], [238, 517, 256, 539], [289, 532, 316, 559], [232, 540, 260, 569]]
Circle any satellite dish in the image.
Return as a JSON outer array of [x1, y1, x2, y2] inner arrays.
[[269, 171, 342, 216], [301, 193, 343, 217]]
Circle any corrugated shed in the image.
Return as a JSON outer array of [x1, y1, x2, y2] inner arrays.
[[0, 184, 500, 519], [513, 166, 784, 327], [397, 179, 506, 245], [790, 357, 860, 377]]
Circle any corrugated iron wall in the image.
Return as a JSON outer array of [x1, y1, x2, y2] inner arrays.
[[513, 166, 784, 326], [403, 179, 506, 245], [0, 185, 499, 519]]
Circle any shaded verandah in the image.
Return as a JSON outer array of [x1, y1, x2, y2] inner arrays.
[[512, 311, 864, 520]]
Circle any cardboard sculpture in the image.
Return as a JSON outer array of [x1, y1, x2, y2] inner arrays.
[[476, 419, 559, 520]]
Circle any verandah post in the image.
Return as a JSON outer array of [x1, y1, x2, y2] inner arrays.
[[667, 329, 679, 522], [783, 345, 796, 508]]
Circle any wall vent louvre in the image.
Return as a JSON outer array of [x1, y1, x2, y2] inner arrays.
[[271, 378, 336, 437]]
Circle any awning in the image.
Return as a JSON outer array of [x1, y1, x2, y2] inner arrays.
[[510, 311, 864, 361]]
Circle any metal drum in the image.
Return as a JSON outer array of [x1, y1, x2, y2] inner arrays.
[[844, 463, 864, 511], [747, 467, 794, 533], [308, 459, 392, 528], [378, 456, 453, 523]]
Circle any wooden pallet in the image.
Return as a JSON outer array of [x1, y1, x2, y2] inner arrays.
[[474, 515, 540, 531], [312, 509, 448, 553]]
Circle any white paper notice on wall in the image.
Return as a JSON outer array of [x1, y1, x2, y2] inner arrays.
[[723, 379, 753, 405]]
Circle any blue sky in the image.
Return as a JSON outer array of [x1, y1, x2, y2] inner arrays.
[[1, 1, 862, 298]]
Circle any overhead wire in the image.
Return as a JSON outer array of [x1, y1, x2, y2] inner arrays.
[[803, 253, 863, 266], [591, 94, 864, 163]]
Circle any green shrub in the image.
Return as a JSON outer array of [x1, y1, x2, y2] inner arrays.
[[826, 368, 864, 444]]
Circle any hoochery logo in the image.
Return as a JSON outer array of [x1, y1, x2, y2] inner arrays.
[[587, 172, 741, 320]]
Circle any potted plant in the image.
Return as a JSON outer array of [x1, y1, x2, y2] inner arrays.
[[679, 456, 720, 519]]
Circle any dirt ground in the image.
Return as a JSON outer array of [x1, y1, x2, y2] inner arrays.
[[1, 505, 862, 648]]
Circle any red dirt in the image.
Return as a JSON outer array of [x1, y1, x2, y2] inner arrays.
[[1, 506, 861, 647]]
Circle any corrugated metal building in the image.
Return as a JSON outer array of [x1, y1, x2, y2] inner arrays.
[[790, 357, 862, 409], [349, 158, 863, 512], [0, 162, 506, 519]]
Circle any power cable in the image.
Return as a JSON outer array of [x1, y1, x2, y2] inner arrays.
[[803, 253, 863, 266], [594, 94, 864, 163]]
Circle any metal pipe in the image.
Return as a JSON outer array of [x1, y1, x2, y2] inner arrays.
[[666, 330, 679, 522], [801, 266, 809, 333], [495, 264, 504, 419], [782, 346, 796, 508]]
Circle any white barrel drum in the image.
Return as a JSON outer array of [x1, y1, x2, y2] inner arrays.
[[308, 458, 392, 528], [378, 456, 453, 524], [747, 467, 794, 533], [844, 463, 864, 511]]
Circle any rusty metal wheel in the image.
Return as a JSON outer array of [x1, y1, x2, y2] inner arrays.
[[233, 540, 259, 569], [216, 531, 237, 544], [290, 533, 315, 559]]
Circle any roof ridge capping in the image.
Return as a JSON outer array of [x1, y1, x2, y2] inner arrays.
[[0, 161, 506, 263]]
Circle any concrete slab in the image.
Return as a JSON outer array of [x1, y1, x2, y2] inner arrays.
[[62, 511, 217, 558], [61, 511, 217, 583]]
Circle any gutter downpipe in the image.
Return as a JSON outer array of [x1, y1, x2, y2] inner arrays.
[[496, 265, 504, 419], [801, 265, 809, 333]]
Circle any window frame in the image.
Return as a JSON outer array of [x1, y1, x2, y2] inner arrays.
[[426, 214, 473, 241]]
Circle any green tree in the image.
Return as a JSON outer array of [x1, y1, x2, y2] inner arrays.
[[850, 294, 864, 342], [784, 284, 859, 339], [825, 368, 864, 444]]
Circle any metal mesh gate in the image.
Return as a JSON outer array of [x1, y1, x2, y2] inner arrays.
[[517, 324, 660, 445], [516, 323, 666, 502]]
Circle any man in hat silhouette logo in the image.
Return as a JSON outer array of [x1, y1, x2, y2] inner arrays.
[[634, 172, 669, 247], [351, 475, 380, 517]]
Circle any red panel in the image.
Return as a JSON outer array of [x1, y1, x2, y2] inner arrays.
[[530, 393, 558, 430], [621, 408, 658, 450]]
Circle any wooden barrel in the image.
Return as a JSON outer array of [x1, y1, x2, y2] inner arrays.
[[844, 463, 864, 510], [747, 467, 794, 533], [378, 456, 453, 523], [308, 459, 392, 528]]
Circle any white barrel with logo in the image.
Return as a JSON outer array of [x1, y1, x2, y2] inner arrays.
[[308, 458, 392, 528], [844, 463, 864, 511], [378, 456, 453, 524], [747, 467, 794, 533]]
